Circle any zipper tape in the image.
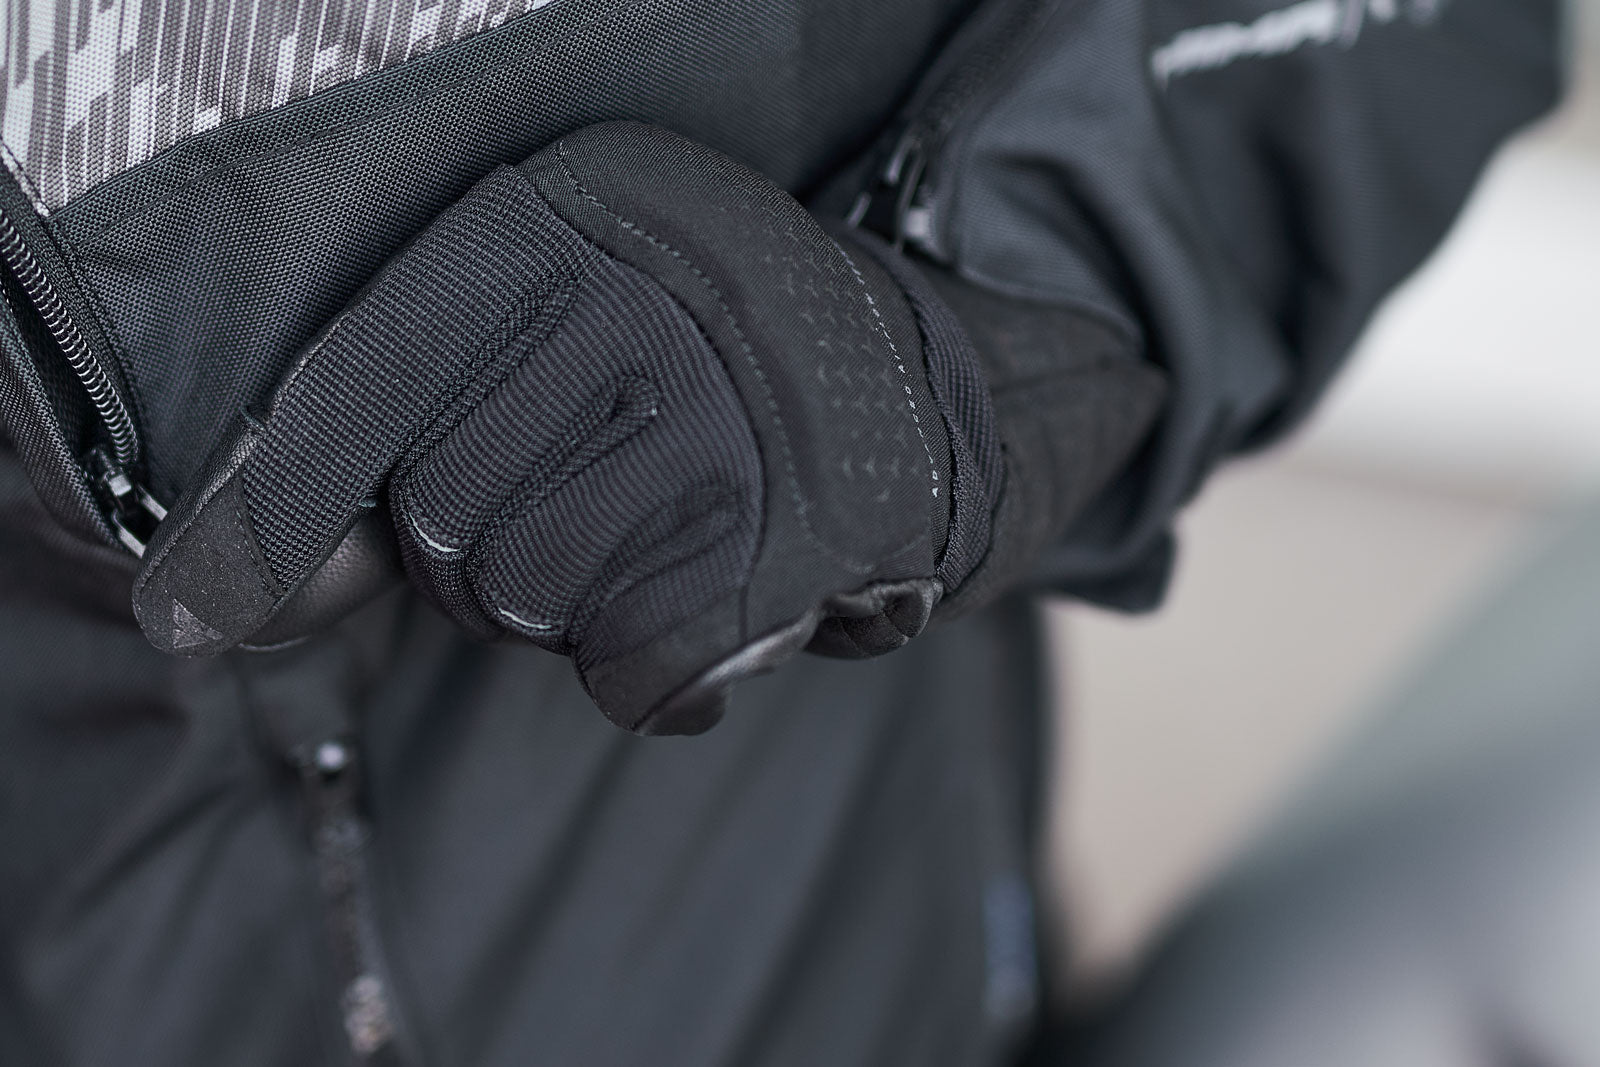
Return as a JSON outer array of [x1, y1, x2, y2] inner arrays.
[[0, 193, 167, 554], [0, 208, 137, 467], [848, 0, 1055, 256]]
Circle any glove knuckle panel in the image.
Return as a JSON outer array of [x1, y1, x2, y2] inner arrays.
[[522, 123, 940, 599]]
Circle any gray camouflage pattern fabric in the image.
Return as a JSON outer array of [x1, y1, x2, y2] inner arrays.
[[0, 0, 557, 212]]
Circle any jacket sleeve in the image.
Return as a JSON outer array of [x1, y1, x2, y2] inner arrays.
[[844, 0, 1566, 610]]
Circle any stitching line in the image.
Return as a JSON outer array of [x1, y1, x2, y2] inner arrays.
[[554, 141, 879, 576], [407, 511, 463, 555], [393, 272, 584, 556], [132, 421, 262, 583], [497, 608, 560, 632], [233, 493, 279, 598], [271, 182, 573, 432], [836, 245, 941, 505], [58, 227, 154, 454]]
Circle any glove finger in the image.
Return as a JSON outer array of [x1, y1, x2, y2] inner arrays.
[[390, 252, 691, 634], [459, 256, 763, 727], [133, 166, 595, 654], [481, 446, 759, 731]]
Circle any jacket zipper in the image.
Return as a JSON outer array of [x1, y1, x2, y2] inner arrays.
[[847, 0, 1052, 256], [295, 735, 414, 1066], [0, 207, 166, 553]]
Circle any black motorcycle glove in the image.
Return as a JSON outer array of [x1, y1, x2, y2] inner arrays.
[[131, 121, 1018, 735]]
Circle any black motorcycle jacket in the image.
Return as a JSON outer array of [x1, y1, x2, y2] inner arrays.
[[0, 1, 1562, 1065]]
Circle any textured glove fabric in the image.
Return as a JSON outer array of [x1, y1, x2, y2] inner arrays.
[[131, 121, 1004, 735]]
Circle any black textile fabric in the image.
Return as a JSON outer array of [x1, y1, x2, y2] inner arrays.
[[11, 0, 1556, 613], [244, 167, 599, 582], [1, 443, 1048, 1067], [237, 158, 766, 675], [892, 0, 1565, 607], [134, 124, 1012, 735], [837, 227, 1003, 595], [0, 303, 111, 543], [523, 128, 947, 594], [918, 270, 1170, 615], [401, 241, 762, 673], [0, 1, 1566, 1063], [44, 0, 974, 508]]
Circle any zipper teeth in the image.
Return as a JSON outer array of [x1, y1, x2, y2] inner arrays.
[[0, 208, 138, 467], [914, 0, 1051, 143], [851, 0, 1053, 249]]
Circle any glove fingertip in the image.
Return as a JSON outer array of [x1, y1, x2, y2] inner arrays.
[[805, 577, 941, 660], [634, 690, 729, 738], [584, 602, 824, 736], [132, 472, 283, 656]]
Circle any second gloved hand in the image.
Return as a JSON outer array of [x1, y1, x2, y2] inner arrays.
[[130, 121, 1003, 734]]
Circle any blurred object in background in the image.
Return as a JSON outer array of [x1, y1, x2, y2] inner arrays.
[[1059, 497, 1600, 1066], [1048, 0, 1600, 995]]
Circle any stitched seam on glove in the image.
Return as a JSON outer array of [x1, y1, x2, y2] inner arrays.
[[834, 245, 941, 515], [553, 141, 894, 577], [471, 375, 662, 643], [231, 493, 281, 601], [393, 284, 585, 556]]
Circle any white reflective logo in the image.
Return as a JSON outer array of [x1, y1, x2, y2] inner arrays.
[[1151, 0, 1445, 86]]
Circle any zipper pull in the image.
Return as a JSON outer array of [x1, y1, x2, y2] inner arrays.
[[846, 128, 935, 253], [87, 446, 167, 557]]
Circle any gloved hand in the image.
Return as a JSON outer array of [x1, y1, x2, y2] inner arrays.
[[131, 121, 1009, 734]]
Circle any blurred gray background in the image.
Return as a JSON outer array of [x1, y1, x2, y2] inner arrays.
[[1046, 0, 1600, 992]]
